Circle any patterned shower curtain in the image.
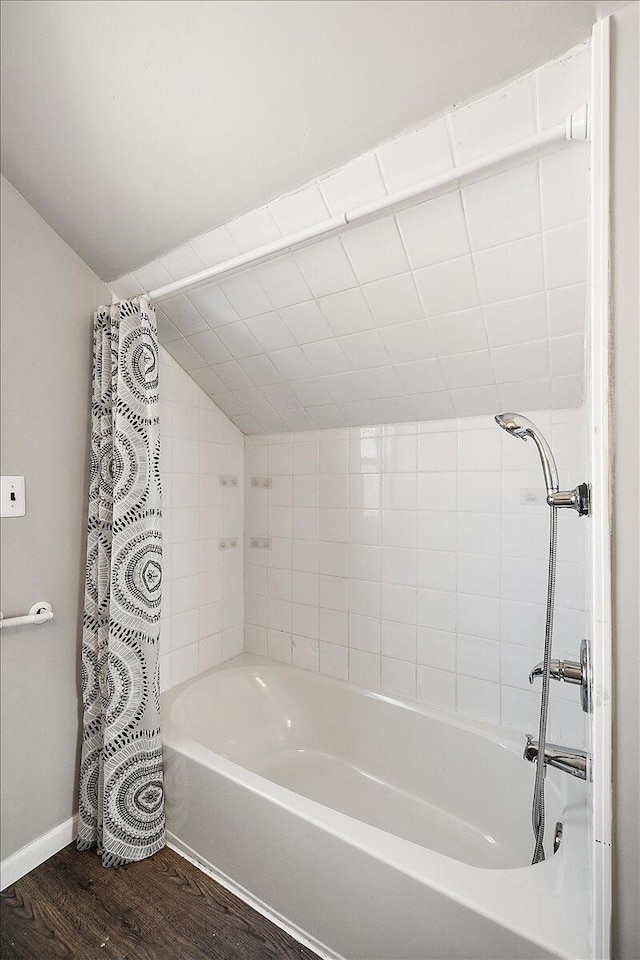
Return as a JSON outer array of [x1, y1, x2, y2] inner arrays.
[[77, 296, 165, 866]]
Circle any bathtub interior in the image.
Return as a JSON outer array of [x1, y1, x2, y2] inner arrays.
[[168, 662, 569, 871]]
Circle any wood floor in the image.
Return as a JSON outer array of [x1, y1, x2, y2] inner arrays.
[[0, 843, 319, 960]]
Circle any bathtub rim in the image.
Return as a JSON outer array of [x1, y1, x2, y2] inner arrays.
[[161, 653, 590, 959]]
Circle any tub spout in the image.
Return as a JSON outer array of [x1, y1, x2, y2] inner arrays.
[[523, 734, 590, 781]]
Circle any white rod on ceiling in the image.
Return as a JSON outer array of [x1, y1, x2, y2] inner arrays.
[[148, 106, 589, 302]]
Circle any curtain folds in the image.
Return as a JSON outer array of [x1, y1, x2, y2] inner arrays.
[[77, 296, 165, 866]]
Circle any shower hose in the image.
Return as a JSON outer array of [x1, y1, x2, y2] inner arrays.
[[531, 504, 558, 864]]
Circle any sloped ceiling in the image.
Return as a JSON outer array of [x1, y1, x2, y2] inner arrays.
[[112, 47, 590, 434], [0, 0, 598, 278]]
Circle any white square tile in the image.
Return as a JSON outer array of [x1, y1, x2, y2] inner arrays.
[[491, 340, 550, 384], [414, 256, 479, 316], [474, 235, 544, 304], [417, 587, 456, 631], [187, 282, 240, 327], [254, 256, 312, 309], [319, 609, 348, 646], [418, 432, 457, 471], [440, 350, 494, 390], [244, 624, 266, 655], [190, 225, 240, 265], [349, 543, 380, 582], [350, 579, 381, 617], [381, 657, 416, 700], [215, 320, 263, 358], [381, 621, 416, 661], [544, 221, 588, 289], [295, 237, 357, 297], [417, 627, 456, 671], [239, 354, 283, 387], [449, 75, 536, 164], [318, 287, 375, 336], [267, 628, 292, 663], [458, 428, 501, 471], [320, 372, 367, 403], [163, 338, 206, 371], [319, 540, 349, 578], [350, 650, 381, 690], [379, 320, 436, 364], [417, 665, 455, 710], [547, 284, 586, 339], [456, 675, 500, 723], [377, 118, 454, 192], [244, 312, 296, 351], [339, 330, 391, 370], [381, 583, 417, 625], [483, 292, 548, 348], [281, 301, 334, 344], [269, 184, 329, 234], [341, 218, 409, 284], [289, 379, 332, 407], [381, 546, 417, 586], [161, 295, 208, 336], [354, 366, 402, 401], [303, 340, 351, 376], [319, 641, 348, 678], [350, 509, 381, 546], [186, 331, 231, 365], [457, 593, 500, 639], [292, 634, 319, 671], [382, 434, 417, 472], [218, 270, 273, 319], [457, 552, 501, 598], [349, 613, 381, 653], [498, 379, 551, 412], [550, 334, 583, 378], [394, 359, 446, 395], [418, 473, 457, 512], [170, 643, 199, 685], [292, 603, 319, 640], [319, 438, 348, 473], [417, 544, 456, 591], [418, 510, 457, 550], [540, 144, 589, 230], [362, 273, 423, 329], [458, 471, 501, 512], [318, 574, 348, 612], [429, 307, 488, 356], [397, 190, 469, 269], [159, 245, 204, 282], [212, 361, 254, 391], [463, 161, 540, 251], [131, 259, 172, 291], [228, 207, 281, 253], [270, 345, 316, 381], [319, 154, 386, 215]]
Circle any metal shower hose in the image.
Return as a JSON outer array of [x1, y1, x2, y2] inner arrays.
[[531, 505, 558, 864]]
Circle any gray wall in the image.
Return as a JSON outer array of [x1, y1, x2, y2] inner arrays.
[[610, 4, 640, 958], [0, 176, 109, 859]]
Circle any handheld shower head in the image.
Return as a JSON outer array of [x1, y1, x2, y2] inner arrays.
[[495, 413, 559, 498]]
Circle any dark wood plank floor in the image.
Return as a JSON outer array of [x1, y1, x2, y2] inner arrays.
[[0, 843, 319, 960]]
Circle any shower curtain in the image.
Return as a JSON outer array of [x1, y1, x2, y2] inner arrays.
[[77, 295, 165, 866]]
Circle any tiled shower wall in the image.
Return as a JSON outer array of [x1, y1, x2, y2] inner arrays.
[[244, 407, 588, 744], [158, 347, 244, 690]]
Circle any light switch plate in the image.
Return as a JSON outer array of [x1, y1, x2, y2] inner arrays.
[[1, 476, 26, 517]]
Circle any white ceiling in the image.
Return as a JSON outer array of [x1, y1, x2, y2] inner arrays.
[[113, 45, 590, 435], [0, 0, 598, 279]]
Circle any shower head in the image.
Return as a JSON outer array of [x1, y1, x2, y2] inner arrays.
[[495, 412, 559, 498]]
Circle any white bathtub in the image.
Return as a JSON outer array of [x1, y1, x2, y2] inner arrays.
[[161, 655, 590, 960]]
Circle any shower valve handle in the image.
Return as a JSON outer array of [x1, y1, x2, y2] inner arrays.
[[528, 639, 592, 713]]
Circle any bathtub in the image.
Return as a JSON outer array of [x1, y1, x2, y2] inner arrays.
[[161, 655, 590, 960]]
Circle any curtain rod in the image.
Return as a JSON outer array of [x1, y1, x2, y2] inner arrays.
[[147, 105, 589, 303]]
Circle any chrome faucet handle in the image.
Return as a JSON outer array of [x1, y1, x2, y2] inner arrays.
[[528, 639, 592, 713]]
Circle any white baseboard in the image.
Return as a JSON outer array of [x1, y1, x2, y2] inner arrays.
[[166, 831, 342, 960], [1, 815, 78, 890]]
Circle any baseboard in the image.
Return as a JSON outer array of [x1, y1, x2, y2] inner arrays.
[[1, 815, 78, 890], [166, 831, 343, 960]]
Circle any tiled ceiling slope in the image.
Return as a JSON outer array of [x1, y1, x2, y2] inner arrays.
[[110, 44, 590, 435]]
